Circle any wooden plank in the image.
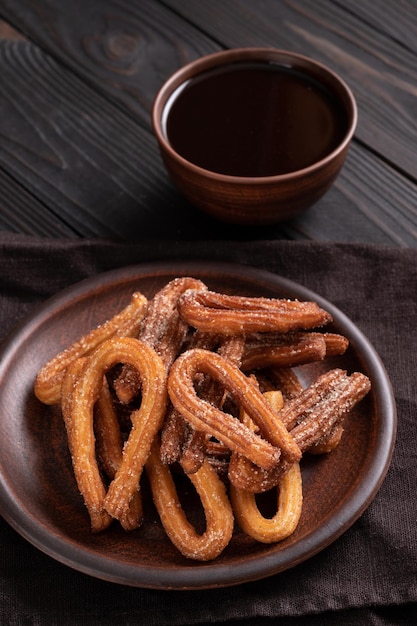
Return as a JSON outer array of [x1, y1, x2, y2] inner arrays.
[[0, 2, 415, 245], [282, 143, 417, 247], [0, 22, 76, 236], [341, 0, 417, 54], [0, 38, 413, 245], [0, 168, 76, 237], [0, 20, 74, 237], [159, 0, 417, 182], [0, 0, 221, 129], [0, 33, 415, 244], [0, 38, 193, 238]]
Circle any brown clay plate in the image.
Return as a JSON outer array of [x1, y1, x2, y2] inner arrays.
[[0, 262, 396, 589]]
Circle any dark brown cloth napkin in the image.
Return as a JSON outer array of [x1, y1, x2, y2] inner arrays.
[[0, 232, 416, 626]]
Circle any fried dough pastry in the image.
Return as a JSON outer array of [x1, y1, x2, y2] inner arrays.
[[308, 424, 344, 455], [100, 339, 168, 522], [159, 329, 220, 467], [179, 334, 246, 474], [227, 389, 302, 544], [228, 369, 371, 493], [230, 461, 303, 543], [323, 332, 350, 356], [63, 337, 167, 529], [146, 439, 234, 561], [34, 276, 372, 561], [241, 331, 349, 371], [290, 370, 371, 451], [168, 348, 301, 469], [228, 389, 287, 494], [241, 332, 327, 370], [178, 289, 332, 334], [94, 378, 143, 531], [113, 277, 206, 404], [61, 357, 112, 533], [34, 292, 148, 405], [268, 367, 304, 399]]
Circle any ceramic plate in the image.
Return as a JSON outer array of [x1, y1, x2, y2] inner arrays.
[[0, 262, 396, 589]]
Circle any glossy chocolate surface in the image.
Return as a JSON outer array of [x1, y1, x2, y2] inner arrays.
[[164, 62, 348, 176]]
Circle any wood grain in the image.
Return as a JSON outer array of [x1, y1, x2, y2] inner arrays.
[[0, 0, 221, 127], [342, 0, 417, 54], [284, 143, 417, 248], [0, 38, 236, 240], [0, 0, 416, 245], [0, 33, 415, 244], [0, 169, 75, 237]]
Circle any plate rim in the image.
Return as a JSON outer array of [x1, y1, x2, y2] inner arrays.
[[0, 260, 397, 589]]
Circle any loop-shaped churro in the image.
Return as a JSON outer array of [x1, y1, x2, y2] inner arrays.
[[102, 340, 168, 521], [94, 378, 143, 531], [34, 277, 372, 560], [179, 334, 246, 474], [230, 461, 303, 543], [66, 337, 167, 527], [61, 357, 112, 533], [178, 289, 332, 334], [168, 348, 301, 469], [228, 389, 302, 540], [35, 291, 148, 405], [146, 439, 234, 561]]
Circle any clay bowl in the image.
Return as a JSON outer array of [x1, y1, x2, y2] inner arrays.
[[152, 48, 357, 225]]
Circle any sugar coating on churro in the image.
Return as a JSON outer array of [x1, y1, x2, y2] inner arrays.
[[34, 278, 371, 560]]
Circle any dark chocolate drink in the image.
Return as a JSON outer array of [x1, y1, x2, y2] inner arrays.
[[163, 62, 348, 177]]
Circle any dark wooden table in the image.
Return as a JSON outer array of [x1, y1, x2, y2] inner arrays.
[[0, 0, 416, 245]]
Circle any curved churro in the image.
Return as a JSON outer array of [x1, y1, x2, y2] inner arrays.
[[64, 336, 167, 526], [101, 339, 168, 522], [168, 348, 301, 469], [230, 461, 303, 543], [228, 369, 371, 493], [61, 357, 112, 533], [159, 329, 219, 467], [114, 277, 206, 404], [178, 289, 332, 334], [146, 439, 234, 561], [94, 378, 143, 531], [179, 333, 246, 474], [34, 291, 148, 405]]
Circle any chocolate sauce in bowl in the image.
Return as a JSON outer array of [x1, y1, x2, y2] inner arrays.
[[163, 62, 349, 177]]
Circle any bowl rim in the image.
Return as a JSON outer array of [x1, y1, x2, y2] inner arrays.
[[152, 47, 358, 184]]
